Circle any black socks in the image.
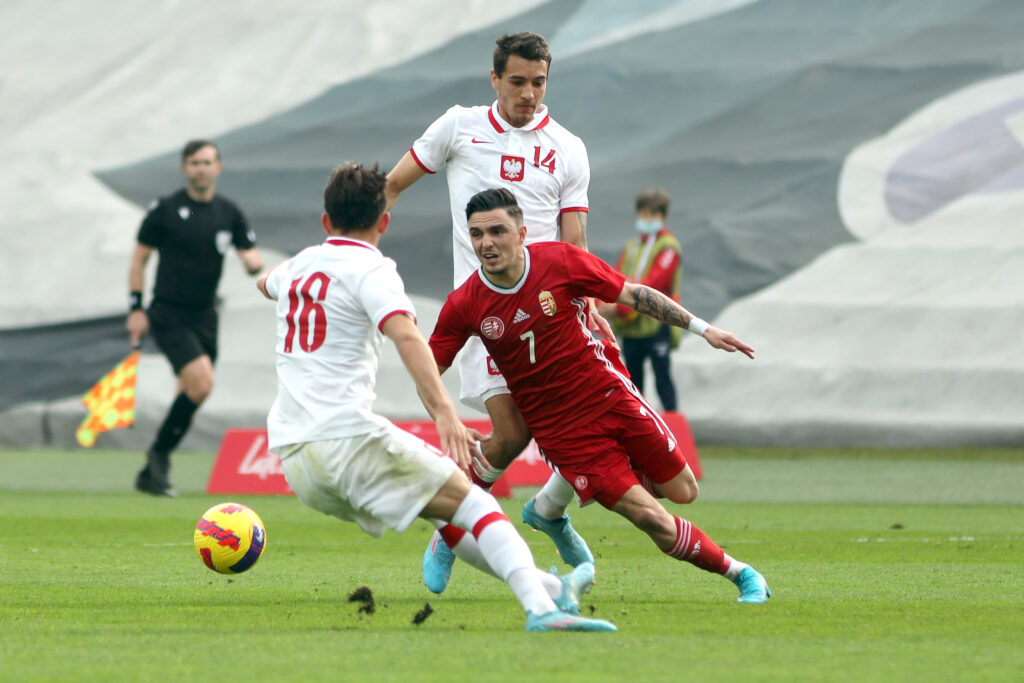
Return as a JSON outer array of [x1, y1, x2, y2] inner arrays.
[[150, 392, 200, 461]]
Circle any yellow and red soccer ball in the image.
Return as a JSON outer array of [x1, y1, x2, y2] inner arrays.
[[193, 502, 267, 574]]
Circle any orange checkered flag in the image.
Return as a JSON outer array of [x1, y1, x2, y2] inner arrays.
[[76, 350, 140, 448]]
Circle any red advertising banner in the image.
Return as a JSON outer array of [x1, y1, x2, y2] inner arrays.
[[206, 412, 700, 496], [206, 429, 292, 495]]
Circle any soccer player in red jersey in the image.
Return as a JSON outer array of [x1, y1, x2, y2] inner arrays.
[[428, 188, 771, 603]]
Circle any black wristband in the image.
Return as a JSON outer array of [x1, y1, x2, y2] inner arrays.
[[129, 291, 144, 312]]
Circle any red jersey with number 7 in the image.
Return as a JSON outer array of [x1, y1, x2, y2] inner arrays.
[[430, 242, 628, 440]]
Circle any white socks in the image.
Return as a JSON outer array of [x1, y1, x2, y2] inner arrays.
[[434, 520, 562, 599], [449, 487, 556, 615], [723, 556, 748, 581], [533, 473, 576, 519]]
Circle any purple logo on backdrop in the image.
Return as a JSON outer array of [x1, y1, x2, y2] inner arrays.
[[885, 98, 1024, 223]]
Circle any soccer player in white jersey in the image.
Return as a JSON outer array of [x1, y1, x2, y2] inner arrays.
[[387, 31, 607, 594], [256, 163, 615, 633]]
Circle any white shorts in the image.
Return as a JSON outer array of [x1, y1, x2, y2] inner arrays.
[[277, 422, 457, 538], [457, 336, 511, 414]]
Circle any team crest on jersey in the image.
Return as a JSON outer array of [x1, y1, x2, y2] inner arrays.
[[574, 475, 588, 491], [178, 206, 191, 220], [480, 316, 505, 340], [538, 291, 556, 316], [500, 155, 524, 182]]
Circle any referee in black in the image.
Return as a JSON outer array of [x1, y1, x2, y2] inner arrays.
[[127, 139, 264, 496]]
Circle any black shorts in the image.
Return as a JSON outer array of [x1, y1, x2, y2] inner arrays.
[[147, 300, 218, 374]]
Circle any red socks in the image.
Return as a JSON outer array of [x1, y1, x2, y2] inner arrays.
[[663, 516, 729, 575], [438, 523, 467, 548]]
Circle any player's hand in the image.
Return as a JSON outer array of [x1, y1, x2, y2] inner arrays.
[[466, 428, 490, 462], [126, 310, 149, 348], [436, 413, 474, 474], [587, 299, 618, 348], [465, 430, 492, 475], [703, 326, 755, 359]]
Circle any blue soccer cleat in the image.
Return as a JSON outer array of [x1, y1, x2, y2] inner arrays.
[[422, 530, 456, 594], [733, 566, 771, 604], [522, 498, 594, 567], [525, 609, 617, 632], [553, 561, 596, 615]]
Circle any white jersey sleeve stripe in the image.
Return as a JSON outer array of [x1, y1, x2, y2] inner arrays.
[[409, 147, 436, 174], [377, 309, 415, 332]]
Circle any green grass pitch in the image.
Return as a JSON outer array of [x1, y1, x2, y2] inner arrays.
[[1, 447, 1022, 681]]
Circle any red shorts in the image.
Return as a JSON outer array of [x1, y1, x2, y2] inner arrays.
[[534, 388, 688, 507]]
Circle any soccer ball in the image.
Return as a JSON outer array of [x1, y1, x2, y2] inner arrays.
[[193, 502, 267, 574]]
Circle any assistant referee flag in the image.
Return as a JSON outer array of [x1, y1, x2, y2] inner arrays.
[[76, 350, 139, 448]]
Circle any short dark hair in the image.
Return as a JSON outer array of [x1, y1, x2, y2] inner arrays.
[[493, 32, 552, 77], [635, 187, 671, 217], [181, 139, 219, 162], [323, 163, 387, 232], [465, 188, 523, 226]]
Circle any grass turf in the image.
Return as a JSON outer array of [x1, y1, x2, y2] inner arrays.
[[1, 448, 1022, 681]]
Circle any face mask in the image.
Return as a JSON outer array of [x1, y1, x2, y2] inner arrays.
[[635, 218, 662, 235]]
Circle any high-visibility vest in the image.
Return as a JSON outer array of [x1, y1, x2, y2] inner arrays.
[[613, 230, 682, 347]]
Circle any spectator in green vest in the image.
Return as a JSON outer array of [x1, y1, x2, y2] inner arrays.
[[600, 188, 682, 411]]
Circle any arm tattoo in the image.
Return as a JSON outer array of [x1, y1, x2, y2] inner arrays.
[[632, 285, 692, 328], [577, 212, 588, 251]]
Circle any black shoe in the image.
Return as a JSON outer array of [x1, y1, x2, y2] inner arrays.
[[135, 462, 177, 497]]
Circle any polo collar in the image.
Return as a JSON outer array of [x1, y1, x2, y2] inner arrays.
[[326, 236, 380, 254], [488, 101, 551, 133]]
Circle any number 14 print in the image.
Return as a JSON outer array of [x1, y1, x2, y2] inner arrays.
[[533, 146, 556, 174]]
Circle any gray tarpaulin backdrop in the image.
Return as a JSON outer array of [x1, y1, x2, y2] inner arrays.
[[3, 0, 1023, 450]]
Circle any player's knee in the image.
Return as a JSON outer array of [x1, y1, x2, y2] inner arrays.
[[668, 480, 699, 504], [662, 469, 699, 504], [423, 470, 472, 522], [186, 378, 214, 404]]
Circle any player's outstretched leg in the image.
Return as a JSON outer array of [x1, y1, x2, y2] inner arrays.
[[428, 522, 601, 615], [733, 566, 771, 604], [445, 486, 616, 633], [522, 497, 594, 567], [552, 561, 595, 615], [658, 512, 770, 604], [525, 610, 617, 632], [422, 529, 457, 594]]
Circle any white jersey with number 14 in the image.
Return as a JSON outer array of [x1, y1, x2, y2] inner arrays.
[[410, 101, 590, 287]]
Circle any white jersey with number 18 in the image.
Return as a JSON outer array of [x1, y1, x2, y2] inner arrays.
[[410, 101, 590, 287]]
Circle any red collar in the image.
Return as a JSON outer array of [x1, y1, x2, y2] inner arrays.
[[326, 237, 376, 251], [488, 101, 551, 133]]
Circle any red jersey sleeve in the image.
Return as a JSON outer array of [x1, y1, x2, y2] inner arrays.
[[562, 244, 627, 302], [429, 294, 471, 369]]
